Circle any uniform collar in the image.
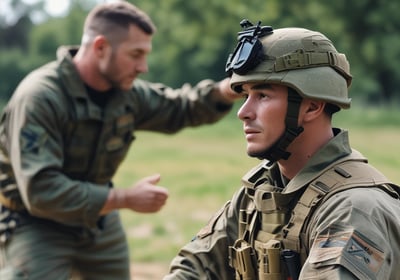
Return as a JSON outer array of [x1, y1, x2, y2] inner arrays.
[[56, 46, 88, 99], [55, 46, 134, 121], [284, 128, 367, 193]]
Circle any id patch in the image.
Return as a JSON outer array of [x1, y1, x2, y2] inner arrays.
[[309, 229, 384, 278], [20, 125, 48, 154]]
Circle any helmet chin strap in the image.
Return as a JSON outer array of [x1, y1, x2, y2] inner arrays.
[[260, 88, 304, 165]]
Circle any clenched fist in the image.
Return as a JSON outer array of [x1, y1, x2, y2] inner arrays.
[[100, 174, 169, 214]]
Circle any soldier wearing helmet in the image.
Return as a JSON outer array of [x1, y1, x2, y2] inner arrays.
[[164, 21, 400, 279]]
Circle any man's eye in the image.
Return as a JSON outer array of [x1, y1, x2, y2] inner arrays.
[[258, 93, 268, 99], [130, 52, 144, 59]]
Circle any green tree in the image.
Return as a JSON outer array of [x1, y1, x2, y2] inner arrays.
[[330, 0, 400, 103], [129, 0, 272, 86], [1, 0, 400, 104], [0, 0, 47, 99], [0, 0, 88, 99], [29, 4, 87, 61], [0, 15, 33, 50], [0, 48, 43, 100], [133, 0, 400, 104]]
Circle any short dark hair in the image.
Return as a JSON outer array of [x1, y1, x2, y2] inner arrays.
[[82, 1, 156, 45]]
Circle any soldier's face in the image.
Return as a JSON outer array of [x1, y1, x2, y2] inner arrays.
[[237, 83, 288, 158], [99, 24, 152, 91]]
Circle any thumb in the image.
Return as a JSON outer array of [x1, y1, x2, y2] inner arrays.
[[144, 173, 161, 185]]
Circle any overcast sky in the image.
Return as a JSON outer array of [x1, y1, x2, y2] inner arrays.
[[25, 0, 70, 16], [0, 0, 69, 25], [0, 0, 124, 25]]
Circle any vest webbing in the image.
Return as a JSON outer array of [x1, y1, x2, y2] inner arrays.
[[281, 159, 400, 264], [231, 158, 400, 279]]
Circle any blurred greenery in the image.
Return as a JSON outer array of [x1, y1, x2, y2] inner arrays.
[[1, 0, 400, 106]]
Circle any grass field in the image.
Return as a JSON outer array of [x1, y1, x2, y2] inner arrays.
[[112, 104, 400, 277]]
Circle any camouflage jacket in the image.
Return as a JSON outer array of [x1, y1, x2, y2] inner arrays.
[[0, 46, 232, 232]]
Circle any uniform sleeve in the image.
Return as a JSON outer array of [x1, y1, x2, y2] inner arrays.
[[130, 79, 233, 133], [164, 189, 245, 280], [300, 188, 400, 279], [2, 77, 109, 228]]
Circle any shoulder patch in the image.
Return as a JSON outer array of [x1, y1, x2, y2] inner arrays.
[[20, 125, 48, 154], [309, 228, 384, 278]]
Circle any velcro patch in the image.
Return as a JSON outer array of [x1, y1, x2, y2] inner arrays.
[[347, 232, 384, 273], [20, 125, 48, 154], [309, 228, 384, 278]]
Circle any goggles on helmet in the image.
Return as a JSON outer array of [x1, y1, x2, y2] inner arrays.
[[225, 20, 273, 76]]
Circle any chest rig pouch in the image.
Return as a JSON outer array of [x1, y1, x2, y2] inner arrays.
[[229, 161, 297, 280], [229, 160, 400, 280]]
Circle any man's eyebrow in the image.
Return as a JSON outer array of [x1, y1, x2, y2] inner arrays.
[[129, 48, 150, 55], [251, 83, 273, 90]]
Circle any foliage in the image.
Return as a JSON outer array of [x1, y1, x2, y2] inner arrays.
[[1, 0, 400, 103], [0, 48, 44, 99], [28, 5, 86, 61], [0, 15, 32, 50]]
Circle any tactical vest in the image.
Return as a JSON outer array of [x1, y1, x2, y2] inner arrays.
[[229, 158, 400, 280]]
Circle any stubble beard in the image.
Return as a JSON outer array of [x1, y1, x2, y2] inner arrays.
[[100, 49, 129, 91]]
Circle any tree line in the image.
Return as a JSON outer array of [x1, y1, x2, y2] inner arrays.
[[1, 0, 399, 105]]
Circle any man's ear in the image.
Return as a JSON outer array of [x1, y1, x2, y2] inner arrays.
[[92, 35, 109, 58], [302, 99, 326, 122]]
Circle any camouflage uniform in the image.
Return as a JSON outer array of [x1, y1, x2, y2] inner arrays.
[[0, 46, 232, 279], [165, 129, 400, 279]]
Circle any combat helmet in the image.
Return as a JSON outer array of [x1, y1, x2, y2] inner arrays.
[[226, 20, 352, 163]]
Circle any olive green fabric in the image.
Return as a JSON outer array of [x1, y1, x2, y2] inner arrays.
[[0, 211, 129, 280], [230, 28, 352, 109], [0, 46, 231, 223], [0, 46, 232, 278], [165, 129, 400, 279]]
